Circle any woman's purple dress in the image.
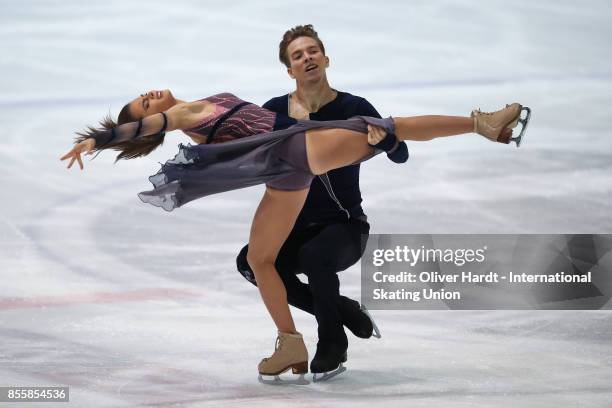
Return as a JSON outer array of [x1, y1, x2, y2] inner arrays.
[[137, 93, 398, 211]]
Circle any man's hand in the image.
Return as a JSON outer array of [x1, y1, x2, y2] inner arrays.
[[367, 124, 387, 145], [60, 138, 96, 170]]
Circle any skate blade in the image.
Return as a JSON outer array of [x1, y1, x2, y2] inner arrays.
[[312, 363, 347, 382], [510, 106, 531, 148], [258, 373, 309, 385], [360, 304, 382, 339]]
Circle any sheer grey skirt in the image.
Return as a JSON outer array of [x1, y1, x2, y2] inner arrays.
[[137, 116, 397, 212]]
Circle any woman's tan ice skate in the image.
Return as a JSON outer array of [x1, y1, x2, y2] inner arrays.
[[471, 103, 531, 147], [258, 331, 309, 385]]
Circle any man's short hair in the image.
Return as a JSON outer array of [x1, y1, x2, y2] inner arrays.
[[279, 24, 326, 68]]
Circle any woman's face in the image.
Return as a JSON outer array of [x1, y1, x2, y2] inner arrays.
[[128, 89, 177, 119]]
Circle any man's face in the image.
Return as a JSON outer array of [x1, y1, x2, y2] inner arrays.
[[286, 36, 329, 85]]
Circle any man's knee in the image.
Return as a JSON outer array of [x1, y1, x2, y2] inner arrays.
[[298, 245, 340, 287], [298, 243, 337, 273], [236, 244, 257, 286]]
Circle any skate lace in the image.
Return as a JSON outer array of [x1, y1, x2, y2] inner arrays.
[[261, 335, 284, 363], [275, 336, 284, 351], [475, 104, 511, 116], [474, 108, 494, 116]]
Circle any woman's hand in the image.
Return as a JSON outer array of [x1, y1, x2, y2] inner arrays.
[[60, 138, 96, 170], [367, 124, 387, 145]]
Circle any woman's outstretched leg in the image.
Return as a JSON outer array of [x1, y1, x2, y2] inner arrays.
[[393, 115, 473, 141], [394, 103, 524, 143], [305, 116, 479, 175], [306, 103, 527, 175]]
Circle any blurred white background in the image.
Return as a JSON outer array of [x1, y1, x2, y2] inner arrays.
[[1, 1, 611, 406]]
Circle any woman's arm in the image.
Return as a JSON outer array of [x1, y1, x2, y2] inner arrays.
[[88, 101, 211, 149], [60, 101, 213, 169]]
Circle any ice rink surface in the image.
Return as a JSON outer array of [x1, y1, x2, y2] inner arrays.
[[1, 0, 611, 406]]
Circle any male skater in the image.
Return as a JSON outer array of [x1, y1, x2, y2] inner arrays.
[[236, 25, 407, 380]]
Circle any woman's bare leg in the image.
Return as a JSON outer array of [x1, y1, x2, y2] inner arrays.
[[393, 115, 473, 141], [306, 128, 373, 175], [247, 186, 309, 333], [305, 115, 477, 174]]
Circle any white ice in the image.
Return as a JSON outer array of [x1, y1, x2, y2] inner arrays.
[[1, 0, 611, 407]]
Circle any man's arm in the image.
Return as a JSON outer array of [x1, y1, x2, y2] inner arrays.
[[356, 98, 408, 163], [355, 98, 383, 119], [262, 100, 275, 111], [262, 96, 285, 114]]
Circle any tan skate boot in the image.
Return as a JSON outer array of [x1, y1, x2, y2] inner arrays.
[[258, 331, 309, 385], [471, 103, 531, 146]]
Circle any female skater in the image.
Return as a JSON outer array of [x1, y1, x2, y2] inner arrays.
[[60, 89, 530, 383]]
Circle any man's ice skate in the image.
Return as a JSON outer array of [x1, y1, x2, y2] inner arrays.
[[471, 103, 531, 147], [360, 304, 382, 339], [311, 342, 348, 382], [258, 331, 309, 385], [339, 297, 381, 339]]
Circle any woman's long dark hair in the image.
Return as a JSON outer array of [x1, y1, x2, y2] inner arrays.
[[74, 104, 166, 163]]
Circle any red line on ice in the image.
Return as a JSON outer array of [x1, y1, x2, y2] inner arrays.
[[0, 288, 200, 310]]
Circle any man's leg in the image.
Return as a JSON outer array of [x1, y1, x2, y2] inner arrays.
[[293, 219, 371, 374], [237, 224, 323, 313], [236, 219, 373, 338], [297, 220, 368, 349]]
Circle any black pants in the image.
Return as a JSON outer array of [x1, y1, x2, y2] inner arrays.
[[236, 217, 370, 348]]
